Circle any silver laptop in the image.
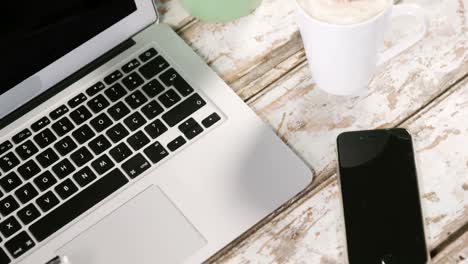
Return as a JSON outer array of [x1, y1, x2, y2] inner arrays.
[[0, 1, 311, 263]]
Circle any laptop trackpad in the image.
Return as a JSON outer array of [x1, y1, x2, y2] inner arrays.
[[58, 186, 206, 264]]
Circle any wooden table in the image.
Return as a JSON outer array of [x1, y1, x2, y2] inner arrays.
[[156, 0, 468, 262]]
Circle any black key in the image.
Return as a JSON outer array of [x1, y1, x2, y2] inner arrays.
[[122, 72, 145, 91], [30, 168, 128, 242], [108, 101, 131, 121], [162, 93, 206, 127], [141, 101, 164, 120], [139, 56, 170, 80], [106, 123, 129, 143], [70, 147, 94, 167], [86, 82, 106, 97], [104, 83, 128, 102], [122, 154, 151, 179], [50, 105, 69, 120], [0, 172, 22, 193], [52, 159, 75, 179], [52, 117, 75, 137], [54, 136, 77, 156], [87, 94, 110, 114], [17, 204, 41, 225], [0, 141, 13, 157], [178, 118, 204, 140], [36, 191, 59, 212], [15, 183, 39, 204], [0, 196, 19, 217], [33, 171, 57, 192], [31, 117, 51, 132], [202, 113, 221, 128], [91, 155, 114, 175], [144, 142, 169, 164], [109, 143, 132, 163], [5, 231, 35, 259], [104, 70, 123, 85], [36, 148, 59, 169], [124, 112, 147, 131], [55, 179, 78, 200], [160, 68, 194, 96], [0, 248, 9, 264], [144, 119, 168, 139], [68, 93, 87, 108], [122, 59, 141, 73], [127, 131, 150, 151], [0, 153, 20, 173], [33, 128, 57, 149], [88, 135, 111, 155], [0, 216, 21, 238], [12, 129, 32, 144], [17, 160, 41, 180], [90, 113, 113, 133], [167, 136, 186, 152], [73, 167, 97, 187], [125, 90, 148, 109], [142, 79, 165, 98], [15, 140, 38, 160], [72, 124, 96, 144], [158, 89, 181, 108], [139, 48, 158, 62], [70, 105, 92, 125]]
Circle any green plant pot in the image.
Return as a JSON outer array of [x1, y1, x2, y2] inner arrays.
[[180, 0, 262, 23]]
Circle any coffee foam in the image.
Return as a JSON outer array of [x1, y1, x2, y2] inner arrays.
[[298, 0, 391, 25]]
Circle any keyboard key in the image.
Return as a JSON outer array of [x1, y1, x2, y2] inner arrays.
[[106, 123, 129, 143], [36, 148, 59, 169], [55, 179, 78, 200], [178, 118, 204, 140], [109, 143, 132, 163], [158, 89, 181, 108], [127, 131, 150, 151], [108, 102, 131, 121], [70, 147, 94, 167], [52, 117, 75, 137], [124, 112, 147, 131], [141, 100, 164, 120], [0, 196, 19, 217], [88, 135, 111, 155], [202, 113, 221, 128], [0, 141, 13, 157], [87, 94, 110, 114], [0, 172, 22, 193], [33, 128, 57, 149], [142, 79, 165, 98], [160, 68, 194, 96], [139, 56, 170, 79], [17, 204, 41, 225], [70, 105, 92, 125], [33, 171, 57, 192], [122, 59, 141, 73], [122, 72, 144, 91], [139, 48, 158, 62], [15, 140, 38, 160], [72, 124, 96, 144], [52, 159, 76, 179], [17, 160, 41, 180], [12, 129, 32, 144], [90, 113, 113, 133], [91, 155, 114, 175], [31, 117, 51, 132], [0, 216, 21, 238], [54, 136, 77, 156], [162, 93, 206, 127], [0, 248, 10, 263], [68, 93, 87, 108], [0, 153, 20, 173], [50, 105, 69, 120], [86, 82, 105, 97], [73, 167, 97, 187], [5, 231, 35, 259], [104, 70, 123, 85], [15, 183, 39, 204], [29, 168, 128, 242], [144, 142, 169, 164], [167, 136, 186, 152], [105, 83, 128, 102], [36, 191, 59, 213], [144, 119, 168, 139], [122, 154, 151, 179], [125, 90, 148, 109]]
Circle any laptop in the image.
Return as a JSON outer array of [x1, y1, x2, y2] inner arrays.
[[0, 1, 312, 263]]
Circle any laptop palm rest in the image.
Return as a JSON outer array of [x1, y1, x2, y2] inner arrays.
[[58, 185, 206, 264]]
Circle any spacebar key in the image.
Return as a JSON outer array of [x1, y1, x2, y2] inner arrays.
[[162, 93, 206, 127], [29, 169, 129, 242]]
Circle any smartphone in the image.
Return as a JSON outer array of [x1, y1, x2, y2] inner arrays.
[[337, 128, 429, 264]]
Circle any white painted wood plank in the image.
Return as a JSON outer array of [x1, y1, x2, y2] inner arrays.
[[155, 0, 192, 29]]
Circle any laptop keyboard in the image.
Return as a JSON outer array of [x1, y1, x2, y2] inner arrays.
[[0, 47, 222, 262]]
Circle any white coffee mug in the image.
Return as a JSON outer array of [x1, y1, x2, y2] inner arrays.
[[296, 2, 428, 95]]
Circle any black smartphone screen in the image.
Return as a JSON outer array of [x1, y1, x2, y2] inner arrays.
[[337, 129, 428, 264]]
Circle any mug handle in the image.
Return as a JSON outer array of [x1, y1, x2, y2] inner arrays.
[[377, 4, 428, 66]]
